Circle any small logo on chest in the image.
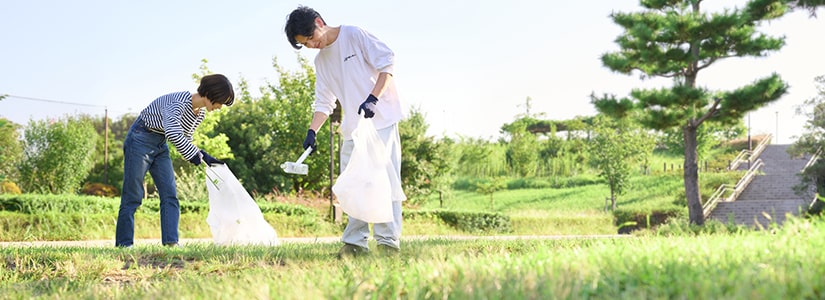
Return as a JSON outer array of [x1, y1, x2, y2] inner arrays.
[[344, 54, 357, 62]]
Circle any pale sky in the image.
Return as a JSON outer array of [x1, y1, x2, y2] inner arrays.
[[1, 1, 823, 144]]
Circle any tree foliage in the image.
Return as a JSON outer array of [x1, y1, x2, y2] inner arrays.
[[0, 118, 23, 183], [217, 56, 322, 195], [588, 115, 656, 210], [505, 124, 539, 177], [784, 0, 825, 15], [659, 119, 746, 160], [593, 0, 790, 224], [84, 113, 136, 193], [790, 75, 825, 206], [19, 116, 98, 194], [398, 106, 453, 205]]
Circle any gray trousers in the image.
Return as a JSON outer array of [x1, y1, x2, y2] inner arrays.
[[339, 123, 403, 249]]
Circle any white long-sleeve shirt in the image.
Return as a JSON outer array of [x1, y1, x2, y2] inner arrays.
[[313, 25, 404, 140]]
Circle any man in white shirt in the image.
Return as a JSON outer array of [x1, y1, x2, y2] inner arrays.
[[285, 5, 406, 258]]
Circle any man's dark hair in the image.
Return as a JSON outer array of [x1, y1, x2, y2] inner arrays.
[[198, 74, 235, 106], [285, 6, 326, 50]]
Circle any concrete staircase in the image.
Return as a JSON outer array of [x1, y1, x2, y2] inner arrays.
[[707, 144, 815, 228]]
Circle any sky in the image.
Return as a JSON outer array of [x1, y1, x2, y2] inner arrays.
[[1, 1, 823, 144]]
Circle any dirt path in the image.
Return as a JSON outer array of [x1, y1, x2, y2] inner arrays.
[[0, 234, 628, 248]]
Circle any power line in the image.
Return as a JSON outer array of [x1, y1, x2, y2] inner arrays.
[[3, 94, 106, 108]]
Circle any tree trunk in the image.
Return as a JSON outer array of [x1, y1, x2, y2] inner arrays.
[[683, 124, 705, 225], [611, 195, 617, 211]]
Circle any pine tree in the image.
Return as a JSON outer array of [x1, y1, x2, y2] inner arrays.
[[592, 0, 792, 224]]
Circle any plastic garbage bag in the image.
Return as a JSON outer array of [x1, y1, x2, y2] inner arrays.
[[205, 164, 280, 246], [332, 118, 394, 223]]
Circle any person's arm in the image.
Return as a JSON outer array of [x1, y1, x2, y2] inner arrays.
[[308, 111, 330, 133], [370, 72, 393, 98]]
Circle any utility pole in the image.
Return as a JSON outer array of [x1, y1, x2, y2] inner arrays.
[[748, 113, 753, 152], [775, 111, 779, 144]]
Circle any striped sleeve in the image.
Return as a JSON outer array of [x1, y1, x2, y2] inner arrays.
[[139, 91, 202, 160]]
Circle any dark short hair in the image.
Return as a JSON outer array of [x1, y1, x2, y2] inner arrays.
[[285, 6, 325, 50], [198, 74, 235, 106]]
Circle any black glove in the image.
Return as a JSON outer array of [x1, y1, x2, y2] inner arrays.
[[201, 150, 224, 166], [188, 152, 202, 166], [358, 94, 378, 118], [303, 129, 317, 154]]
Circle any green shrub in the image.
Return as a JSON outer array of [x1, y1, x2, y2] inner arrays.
[[258, 201, 319, 217], [613, 207, 686, 234], [0, 194, 119, 214], [455, 174, 603, 191], [405, 209, 512, 233]]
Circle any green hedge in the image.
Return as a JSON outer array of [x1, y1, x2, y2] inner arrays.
[[452, 175, 603, 191], [0, 194, 317, 217], [405, 209, 512, 233]]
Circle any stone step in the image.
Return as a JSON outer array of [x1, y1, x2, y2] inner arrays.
[[709, 144, 816, 228], [708, 199, 809, 228]]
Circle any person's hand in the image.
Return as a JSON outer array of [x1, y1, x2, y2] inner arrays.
[[188, 152, 202, 166], [303, 129, 317, 155], [201, 150, 224, 166], [358, 94, 378, 118]]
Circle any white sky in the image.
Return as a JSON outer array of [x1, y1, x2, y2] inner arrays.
[[0, 1, 823, 144]]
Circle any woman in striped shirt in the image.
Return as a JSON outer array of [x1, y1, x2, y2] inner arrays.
[[115, 74, 235, 248]]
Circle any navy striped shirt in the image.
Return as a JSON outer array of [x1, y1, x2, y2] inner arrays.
[[138, 91, 205, 160]]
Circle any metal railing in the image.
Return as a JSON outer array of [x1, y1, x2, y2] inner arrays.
[[703, 159, 764, 218], [727, 134, 772, 171], [804, 148, 822, 210]]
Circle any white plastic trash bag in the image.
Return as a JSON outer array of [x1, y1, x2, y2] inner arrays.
[[332, 118, 394, 223], [205, 164, 280, 246]]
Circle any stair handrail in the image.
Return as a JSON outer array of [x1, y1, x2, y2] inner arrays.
[[704, 159, 764, 218], [727, 150, 750, 171], [727, 134, 772, 171], [802, 147, 820, 171], [803, 147, 821, 210], [747, 134, 772, 164]]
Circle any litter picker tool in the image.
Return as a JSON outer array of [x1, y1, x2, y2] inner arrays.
[[281, 146, 313, 175]]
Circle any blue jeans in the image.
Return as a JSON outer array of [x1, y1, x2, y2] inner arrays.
[[115, 120, 180, 247]]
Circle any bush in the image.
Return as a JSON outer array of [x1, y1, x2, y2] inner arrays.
[[405, 209, 512, 233], [81, 183, 119, 197], [613, 207, 685, 234], [0, 181, 21, 194], [0, 194, 119, 214], [18, 116, 98, 194]]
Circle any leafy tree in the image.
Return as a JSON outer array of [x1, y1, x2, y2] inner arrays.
[[475, 177, 506, 210], [0, 118, 23, 183], [505, 124, 539, 177], [659, 119, 746, 160], [19, 116, 98, 194], [455, 137, 507, 177], [593, 0, 789, 224], [218, 56, 323, 195], [83, 113, 136, 192], [791, 75, 825, 156], [588, 115, 655, 210], [502, 97, 542, 177], [789, 75, 825, 213], [398, 106, 453, 206]]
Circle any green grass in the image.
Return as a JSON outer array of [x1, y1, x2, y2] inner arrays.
[[1, 216, 823, 299]]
